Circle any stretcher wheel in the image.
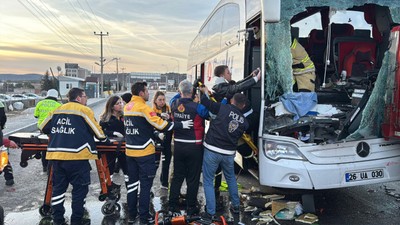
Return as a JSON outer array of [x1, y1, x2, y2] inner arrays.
[[35, 153, 42, 159], [39, 204, 52, 217], [20, 161, 28, 168], [101, 202, 121, 216]]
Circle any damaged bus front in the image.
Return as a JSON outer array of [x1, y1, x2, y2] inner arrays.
[[259, 0, 400, 189]]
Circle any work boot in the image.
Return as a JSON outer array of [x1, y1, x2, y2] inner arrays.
[[186, 206, 200, 216], [70, 218, 90, 225], [140, 214, 155, 225], [5, 179, 14, 186], [128, 214, 139, 224]]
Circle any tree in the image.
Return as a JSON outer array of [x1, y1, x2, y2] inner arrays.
[[41, 70, 56, 91]]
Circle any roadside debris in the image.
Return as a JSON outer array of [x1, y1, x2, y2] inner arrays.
[[295, 213, 319, 224]]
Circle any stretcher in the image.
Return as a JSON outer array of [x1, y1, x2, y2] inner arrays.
[[8, 132, 126, 217]]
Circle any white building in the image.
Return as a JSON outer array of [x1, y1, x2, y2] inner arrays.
[[58, 76, 85, 96]]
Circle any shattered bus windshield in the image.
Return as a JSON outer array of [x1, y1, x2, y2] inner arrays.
[[263, 0, 400, 144]]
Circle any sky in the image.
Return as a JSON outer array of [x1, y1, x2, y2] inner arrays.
[[0, 0, 217, 75]]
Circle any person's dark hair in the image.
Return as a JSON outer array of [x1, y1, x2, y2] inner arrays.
[[121, 92, 132, 103], [232, 93, 247, 107], [214, 65, 228, 77], [67, 87, 84, 102], [100, 95, 122, 122], [131, 82, 148, 96]]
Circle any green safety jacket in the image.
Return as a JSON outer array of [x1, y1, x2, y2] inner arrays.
[[34, 98, 62, 128]]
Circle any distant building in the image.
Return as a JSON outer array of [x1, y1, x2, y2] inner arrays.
[[65, 63, 90, 79], [58, 76, 85, 96]]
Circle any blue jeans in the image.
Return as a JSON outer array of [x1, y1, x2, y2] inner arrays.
[[202, 148, 239, 215]]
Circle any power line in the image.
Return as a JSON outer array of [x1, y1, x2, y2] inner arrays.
[[18, 0, 93, 58]]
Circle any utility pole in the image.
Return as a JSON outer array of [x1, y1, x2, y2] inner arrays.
[[113, 57, 120, 92], [94, 31, 109, 97]]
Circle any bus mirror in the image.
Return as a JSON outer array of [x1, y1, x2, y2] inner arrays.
[[263, 0, 281, 23]]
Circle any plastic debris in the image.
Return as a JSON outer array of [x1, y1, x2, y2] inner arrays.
[[295, 213, 319, 224]]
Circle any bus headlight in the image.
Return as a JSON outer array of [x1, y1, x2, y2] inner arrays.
[[263, 141, 306, 161]]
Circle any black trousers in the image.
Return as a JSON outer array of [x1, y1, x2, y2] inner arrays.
[[169, 142, 203, 209], [160, 132, 172, 187]]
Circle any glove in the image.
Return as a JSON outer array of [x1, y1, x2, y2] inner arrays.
[[160, 112, 170, 120], [113, 131, 124, 138], [193, 78, 202, 88], [158, 132, 165, 141], [181, 120, 193, 129]]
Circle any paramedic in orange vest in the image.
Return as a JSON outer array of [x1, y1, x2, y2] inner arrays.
[[291, 37, 316, 92]]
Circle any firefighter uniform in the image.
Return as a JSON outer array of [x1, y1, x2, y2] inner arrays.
[[124, 95, 182, 223], [168, 97, 208, 215], [291, 38, 316, 91], [40, 101, 106, 225]]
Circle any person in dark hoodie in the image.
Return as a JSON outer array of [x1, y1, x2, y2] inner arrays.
[[211, 65, 261, 209], [34, 89, 61, 172]]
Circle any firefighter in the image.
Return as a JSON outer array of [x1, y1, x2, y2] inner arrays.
[[124, 82, 193, 224], [291, 37, 316, 92], [40, 88, 107, 225], [168, 80, 209, 216], [34, 89, 62, 172]]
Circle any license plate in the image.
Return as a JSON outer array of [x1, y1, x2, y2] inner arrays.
[[345, 169, 384, 182]]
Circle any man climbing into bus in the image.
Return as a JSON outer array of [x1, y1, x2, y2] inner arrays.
[[210, 65, 261, 210], [199, 86, 249, 219]]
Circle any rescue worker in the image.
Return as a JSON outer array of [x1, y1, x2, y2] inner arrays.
[[40, 88, 107, 225], [34, 89, 61, 172], [0, 101, 14, 186], [99, 95, 128, 187], [291, 37, 316, 92], [168, 80, 209, 216], [124, 82, 193, 224], [211, 65, 261, 209], [152, 91, 172, 190], [199, 86, 249, 218]]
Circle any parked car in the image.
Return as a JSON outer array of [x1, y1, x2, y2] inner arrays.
[[0, 94, 12, 102], [158, 85, 167, 93], [10, 94, 27, 100], [23, 93, 42, 99]]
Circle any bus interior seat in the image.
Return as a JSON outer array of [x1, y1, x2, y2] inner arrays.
[[329, 23, 355, 77], [333, 37, 376, 81], [354, 29, 371, 37]]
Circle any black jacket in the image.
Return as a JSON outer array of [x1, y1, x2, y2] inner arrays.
[[201, 94, 249, 155], [100, 115, 124, 137], [212, 76, 258, 102]]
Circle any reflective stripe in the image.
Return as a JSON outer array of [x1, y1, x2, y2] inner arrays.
[[204, 142, 235, 155], [174, 138, 203, 143], [47, 143, 96, 154], [126, 139, 154, 149], [52, 193, 65, 201], [243, 108, 253, 117]]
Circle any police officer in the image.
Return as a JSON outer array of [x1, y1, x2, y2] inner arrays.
[[168, 80, 209, 216], [40, 88, 107, 225], [124, 82, 193, 224], [199, 86, 249, 219], [34, 89, 61, 172]]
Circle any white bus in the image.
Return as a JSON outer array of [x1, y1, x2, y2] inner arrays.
[[187, 0, 400, 190]]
